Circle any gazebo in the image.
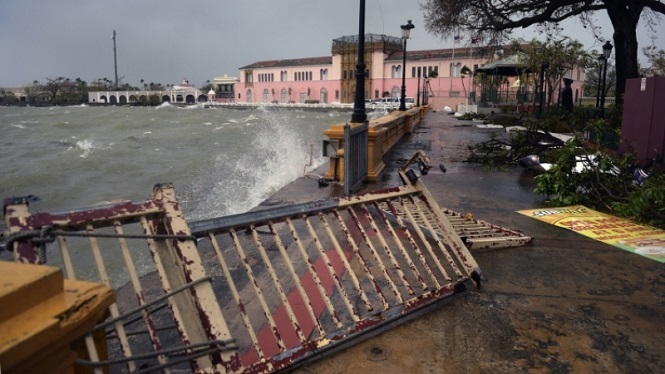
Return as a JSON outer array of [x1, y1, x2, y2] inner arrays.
[[473, 52, 535, 111]]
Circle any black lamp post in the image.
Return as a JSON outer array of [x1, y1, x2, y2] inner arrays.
[[595, 55, 605, 109], [351, 0, 367, 123], [416, 67, 421, 107], [423, 76, 428, 106], [599, 40, 613, 118], [399, 20, 414, 111]]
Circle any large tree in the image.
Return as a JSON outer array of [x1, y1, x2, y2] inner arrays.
[[421, 0, 665, 106]]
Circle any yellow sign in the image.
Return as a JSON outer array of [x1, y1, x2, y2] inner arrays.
[[517, 205, 665, 263]]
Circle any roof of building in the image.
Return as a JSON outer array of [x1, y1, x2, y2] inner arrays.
[[384, 46, 505, 62], [240, 37, 512, 70], [240, 56, 332, 70], [475, 51, 530, 75], [332, 33, 402, 46]]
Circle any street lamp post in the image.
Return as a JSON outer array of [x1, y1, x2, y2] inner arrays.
[[416, 67, 421, 107], [422, 76, 427, 106], [399, 20, 414, 111], [599, 41, 613, 118], [350, 0, 367, 123]]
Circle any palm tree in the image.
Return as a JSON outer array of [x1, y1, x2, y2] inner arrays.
[[459, 65, 473, 100]]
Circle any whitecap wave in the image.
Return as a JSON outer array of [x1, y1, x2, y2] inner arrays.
[[76, 139, 96, 158], [70, 139, 112, 158]]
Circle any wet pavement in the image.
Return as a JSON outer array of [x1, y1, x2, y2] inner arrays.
[[263, 110, 665, 373]]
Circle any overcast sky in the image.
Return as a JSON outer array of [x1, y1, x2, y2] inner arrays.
[[1, 0, 662, 88]]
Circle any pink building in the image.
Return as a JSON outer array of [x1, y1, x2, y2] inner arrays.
[[232, 34, 585, 111]]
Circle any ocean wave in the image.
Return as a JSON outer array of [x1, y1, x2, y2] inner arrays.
[[156, 102, 173, 109]]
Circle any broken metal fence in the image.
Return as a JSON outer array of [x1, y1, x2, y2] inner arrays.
[[2, 155, 499, 373]]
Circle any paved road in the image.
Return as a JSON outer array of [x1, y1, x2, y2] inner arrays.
[[265, 110, 665, 373]]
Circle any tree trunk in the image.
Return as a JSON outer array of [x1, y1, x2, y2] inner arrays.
[[605, 1, 642, 107]]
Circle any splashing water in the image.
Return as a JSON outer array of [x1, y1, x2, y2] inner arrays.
[[188, 108, 333, 219]]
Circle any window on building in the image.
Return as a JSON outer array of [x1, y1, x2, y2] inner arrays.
[[281, 88, 288, 103], [393, 65, 402, 79], [262, 89, 269, 102], [450, 63, 462, 77], [335, 90, 339, 100]]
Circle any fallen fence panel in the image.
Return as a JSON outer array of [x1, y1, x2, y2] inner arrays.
[[4, 168, 492, 373]]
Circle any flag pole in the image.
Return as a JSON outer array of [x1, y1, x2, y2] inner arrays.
[[468, 38, 473, 105], [450, 34, 457, 94]]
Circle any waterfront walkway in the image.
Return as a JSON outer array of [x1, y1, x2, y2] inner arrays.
[[263, 110, 665, 373]]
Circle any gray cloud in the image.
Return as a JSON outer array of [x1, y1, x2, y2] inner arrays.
[[1, 0, 661, 88]]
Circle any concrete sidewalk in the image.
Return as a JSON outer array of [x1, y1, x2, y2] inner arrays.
[[264, 110, 665, 373]]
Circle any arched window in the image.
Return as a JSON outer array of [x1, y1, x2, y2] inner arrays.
[[320, 88, 328, 104], [390, 87, 400, 98], [262, 89, 270, 102], [246, 89, 253, 103], [281, 88, 288, 103]]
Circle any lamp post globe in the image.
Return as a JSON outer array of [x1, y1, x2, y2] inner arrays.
[[602, 41, 613, 59], [399, 20, 414, 111]]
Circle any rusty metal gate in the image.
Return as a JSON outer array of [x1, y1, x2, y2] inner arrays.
[[3, 155, 485, 374]]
